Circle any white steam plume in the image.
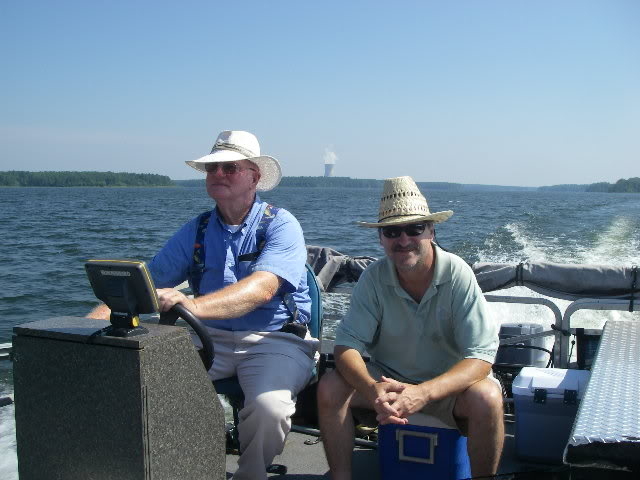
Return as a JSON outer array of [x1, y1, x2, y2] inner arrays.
[[323, 148, 338, 165]]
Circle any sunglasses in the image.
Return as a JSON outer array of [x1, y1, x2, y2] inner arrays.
[[205, 162, 256, 175], [380, 223, 428, 239]]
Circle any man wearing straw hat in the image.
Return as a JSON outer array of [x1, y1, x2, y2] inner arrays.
[[317, 176, 503, 478], [89, 130, 317, 480]]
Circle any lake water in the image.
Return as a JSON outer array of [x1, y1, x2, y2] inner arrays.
[[1, 186, 639, 478]]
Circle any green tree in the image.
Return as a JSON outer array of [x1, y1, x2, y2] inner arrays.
[[0, 171, 174, 187]]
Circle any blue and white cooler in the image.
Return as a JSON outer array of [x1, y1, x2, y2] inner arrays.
[[512, 367, 591, 464], [378, 413, 471, 480]]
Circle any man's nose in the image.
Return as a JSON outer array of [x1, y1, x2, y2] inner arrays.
[[396, 232, 412, 244]]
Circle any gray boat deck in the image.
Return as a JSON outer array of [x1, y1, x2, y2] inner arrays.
[[225, 431, 377, 479], [224, 419, 557, 479], [223, 320, 640, 479]]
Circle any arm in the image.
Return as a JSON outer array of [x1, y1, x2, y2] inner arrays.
[[334, 346, 380, 404], [157, 270, 283, 320], [157, 207, 305, 319], [88, 270, 284, 321], [376, 358, 492, 424], [86, 303, 111, 320], [334, 345, 407, 419], [333, 262, 408, 412]]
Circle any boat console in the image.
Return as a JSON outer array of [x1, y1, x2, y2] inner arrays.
[[12, 260, 226, 479]]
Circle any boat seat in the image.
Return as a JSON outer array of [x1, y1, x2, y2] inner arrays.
[[213, 263, 324, 449]]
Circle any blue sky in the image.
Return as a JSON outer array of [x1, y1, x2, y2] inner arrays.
[[1, 1, 638, 186]]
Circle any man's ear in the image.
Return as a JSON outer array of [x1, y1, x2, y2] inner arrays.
[[248, 160, 260, 187]]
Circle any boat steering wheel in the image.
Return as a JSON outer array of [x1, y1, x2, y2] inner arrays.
[[159, 304, 214, 372]]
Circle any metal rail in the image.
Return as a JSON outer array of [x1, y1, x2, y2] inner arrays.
[[564, 298, 637, 326], [485, 295, 637, 369], [484, 294, 567, 368]]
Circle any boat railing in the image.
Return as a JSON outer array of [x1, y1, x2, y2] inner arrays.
[[485, 295, 566, 368], [563, 297, 636, 326], [485, 294, 638, 369]]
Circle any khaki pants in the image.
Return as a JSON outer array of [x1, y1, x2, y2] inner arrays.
[[195, 327, 318, 480]]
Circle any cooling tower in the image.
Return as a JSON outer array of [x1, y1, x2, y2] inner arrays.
[[324, 164, 335, 177]]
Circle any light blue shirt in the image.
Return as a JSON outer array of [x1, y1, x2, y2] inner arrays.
[[335, 245, 498, 384], [148, 195, 311, 331]]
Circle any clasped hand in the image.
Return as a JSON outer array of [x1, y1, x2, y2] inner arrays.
[[372, 376, 426, 425]]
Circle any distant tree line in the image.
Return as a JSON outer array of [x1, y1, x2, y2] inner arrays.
[[280, 176, 382, 188], [175, 177, 384, 188], [281, 177, 467, 190], [585, 177, 640, 193], [537, 184, 588, 192], [173, 179, 205, 187], [0, 171, 173, 187], [418, 182, 465, 191], [539, 177, 640, 193], [4, 171, 638, 192]]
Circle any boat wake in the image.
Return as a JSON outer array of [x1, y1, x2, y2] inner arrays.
[[582, 216, 640, 265], [0, 386, 17, 480], [480, 218, 639, 338]]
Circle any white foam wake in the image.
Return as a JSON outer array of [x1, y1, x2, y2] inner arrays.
[[579, 216, 640, 266], [0, 387, 17, 480], [482, 219, 639, 341]]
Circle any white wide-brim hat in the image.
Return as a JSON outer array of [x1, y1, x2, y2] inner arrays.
[[358, 176, 453, 227], [185, 130, 282, 192]]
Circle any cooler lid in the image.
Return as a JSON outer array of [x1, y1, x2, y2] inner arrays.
[[512, 367, 591, 398]]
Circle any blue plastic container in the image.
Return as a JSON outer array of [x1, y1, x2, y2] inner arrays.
[[378, 414, 471, 480]]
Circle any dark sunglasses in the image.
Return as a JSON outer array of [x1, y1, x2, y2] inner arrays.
[[380, 223, 428, 239], [205, 162, 256, 175]]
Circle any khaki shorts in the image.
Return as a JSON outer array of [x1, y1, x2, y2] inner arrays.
[[365, 361, 499, 431]]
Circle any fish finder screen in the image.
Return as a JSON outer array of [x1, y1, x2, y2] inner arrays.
[[85, 260, 159, 315]]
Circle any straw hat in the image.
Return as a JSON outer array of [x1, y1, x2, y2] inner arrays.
[[185, 130, 282, 191], [358, 176, 453, 227]]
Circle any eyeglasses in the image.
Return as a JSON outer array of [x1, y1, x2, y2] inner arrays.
[[205, 162, 257, 175], [380, 223, 428, 239]]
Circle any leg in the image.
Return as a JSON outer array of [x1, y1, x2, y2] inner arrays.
[[233, 334, 314, 480], [453, 377, 504, 477], [317, 369, 373, 480], [190, 328, 236, 380]]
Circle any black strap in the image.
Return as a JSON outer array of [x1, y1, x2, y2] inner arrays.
[[515, 262, 525, 286], [630, 265, 638, 313], [189, 210, 213, 297]]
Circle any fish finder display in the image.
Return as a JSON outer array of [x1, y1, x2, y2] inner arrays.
[[85, 259, 159, 331]]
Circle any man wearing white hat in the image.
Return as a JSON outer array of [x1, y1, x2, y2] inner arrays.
[[89, 130, 316, 480], [317, 176, 503, 478]]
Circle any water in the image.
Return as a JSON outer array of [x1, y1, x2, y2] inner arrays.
[[1, 186, 639, 478]]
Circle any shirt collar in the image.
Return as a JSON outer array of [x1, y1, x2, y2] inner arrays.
[[432, 243, 452, 286]]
